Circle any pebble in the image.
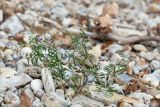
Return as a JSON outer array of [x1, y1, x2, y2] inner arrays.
[[117, 74, 133, 83], [0, 15, 24, 36], [70, 104, 83, 107], [132, 66, 142, 74], [110, 53, 123, 63], [20, 47, 32, 57], [84, 55, 99, 67], [153, 69, 160, 75], [62, 18, 73, 27], [150, 99, 160, 107], [149, 3, 160, 13], [45, 93, 69, 107], [65, 88, 75, 99], [72, 95, 104, 107], [4, 91, 20, 107], [30, 1, 44, 11], [0, 61, 5, 68], [133, 44, 147, 52], [31, 79, 43, 91], [33, 98, 44, 107], [56, 89, 65, 99], [118, 0, 133, 8], [107, 104, 117, 107], [0, 67, 16, 77], [151, 60, 160, 70], [51, 3, 69, 19], [16, 58, 28, 73], [128, 92, 153, 105], [18, 10, 38, 26], [145, 16, 160, 28], [108, 44, 123, 53], [0, 73, 32, 91], [119, 102, 132, 107], [110, 84, 124, 94], [139, 51, 155, 61], [34, 89, 45, 99], [147, 88, 160, 99], [23, 67, 42, 78], [3, 49, 14, 57], [143, 74, 159, 87], [91, 44, 102, 58], [0, 97, 3, 103], [44, 0, 55, 7], [90, 91, 124, 105], [0, 10, 3, 23]]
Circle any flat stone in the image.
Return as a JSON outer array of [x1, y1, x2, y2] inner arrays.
[[72, 95, 104, 107], [139, 51, 155, 61], [0, 67, 16, 77], [151, 60, 160, 70], [23, 67, 41, 78], [90, 91, 141, 105], [33, 98, 44, 107], [0, 15, 24, 36], [147, 88, 160, 99], [119, 102, 132, 107], [110, 53, 123, 63], [45, 93, 69, 107], [108, 44, 123, 53], [62, 18, 73, 27], [133, 44, 147, 52], [56, 89, 65, 99], [44, 0, 55, 7], [20, 47, 32, 57], [84, 55, 99, 67], [33, 89, 45, 99], [70, 104, 83, 107], [143, 74, 159, 87], [0, 73, 32, 91], [51, 3, 69, 19], [128, 92, 153, 105], [4, 91, 20, 107]]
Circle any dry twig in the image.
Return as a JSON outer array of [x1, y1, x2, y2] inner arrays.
[[41, 17, 160, 44]]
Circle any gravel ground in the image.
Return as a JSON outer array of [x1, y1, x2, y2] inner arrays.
[[0, 0, 160, 107]]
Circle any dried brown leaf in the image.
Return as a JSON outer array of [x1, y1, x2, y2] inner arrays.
[[125, 80, 139, 94], [98, 14, 113, 27]]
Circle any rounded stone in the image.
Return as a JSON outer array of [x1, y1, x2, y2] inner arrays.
[[31, 79, 43, 90]]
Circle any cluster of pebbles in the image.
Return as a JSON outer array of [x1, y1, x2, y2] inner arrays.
[[0, 0, 160, 107]]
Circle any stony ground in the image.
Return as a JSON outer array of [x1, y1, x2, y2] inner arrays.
[[1, 0, 160, 107]]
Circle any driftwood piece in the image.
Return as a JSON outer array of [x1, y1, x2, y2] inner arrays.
[[41, 17, 160, 44], [107, 34, 160, 44], [41, 68, 55, 94]]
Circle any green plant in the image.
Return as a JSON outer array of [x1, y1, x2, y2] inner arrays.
[[96, 64, 127, 95], [24, 33, 127, 97]]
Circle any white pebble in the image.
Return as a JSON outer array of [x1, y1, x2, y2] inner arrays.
[[31, 79, 43, 90]]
